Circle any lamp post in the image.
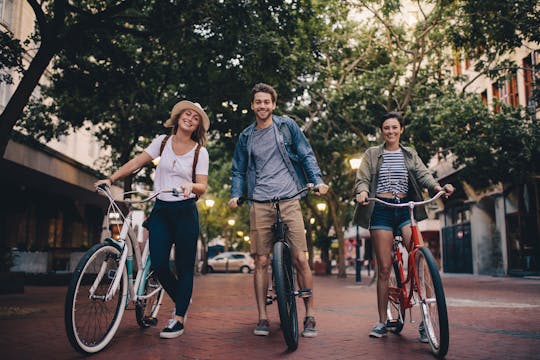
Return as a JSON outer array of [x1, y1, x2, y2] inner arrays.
[[226, 218, 235, 252], [349, 157, 362, 283], [316, 202, 329, 274], [202, 198, 214, 274]]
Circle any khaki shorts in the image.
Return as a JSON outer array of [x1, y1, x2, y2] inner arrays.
[[249, 199, 307, 255]]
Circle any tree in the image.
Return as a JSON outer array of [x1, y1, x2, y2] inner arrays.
[[290, 0, 459, 277], [0, 0, 154, 156], [19, 0, 323, 178]]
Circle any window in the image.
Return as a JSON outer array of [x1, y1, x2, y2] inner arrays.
[[508, 72, 519, 107], [0, 0, 14, 27], [453, 53, 462, 76], [480, 90, 488, 106], [496, 73, 519, 108], [523, 54, 533, 108], [491, 82, 500, 112]]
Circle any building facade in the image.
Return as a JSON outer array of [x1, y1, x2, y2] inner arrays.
[[436, 44, 540, 276], [1, 0, 116, 274]]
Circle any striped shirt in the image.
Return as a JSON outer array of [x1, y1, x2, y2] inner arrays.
[[376, 149, 409, 195]]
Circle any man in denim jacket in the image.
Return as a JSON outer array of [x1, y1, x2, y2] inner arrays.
[[229, 83, 328, 338]]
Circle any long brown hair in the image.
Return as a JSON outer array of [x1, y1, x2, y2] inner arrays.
[[171, 109, 207, 146]]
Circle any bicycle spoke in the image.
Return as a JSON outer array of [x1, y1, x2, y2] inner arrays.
[[65, 243, 127, 354]]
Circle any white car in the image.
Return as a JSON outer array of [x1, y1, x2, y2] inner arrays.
[[207, 252, 255, 273]]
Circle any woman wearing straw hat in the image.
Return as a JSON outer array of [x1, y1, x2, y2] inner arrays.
[[94, 100, 210, 339]]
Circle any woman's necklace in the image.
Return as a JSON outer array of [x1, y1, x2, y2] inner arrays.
[[171, 135, 194, 170]]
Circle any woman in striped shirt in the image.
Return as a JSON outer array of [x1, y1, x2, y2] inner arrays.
[[354, 112, 454, 339]]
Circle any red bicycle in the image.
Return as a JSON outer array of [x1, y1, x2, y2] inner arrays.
[[367, 191, 450, 358]]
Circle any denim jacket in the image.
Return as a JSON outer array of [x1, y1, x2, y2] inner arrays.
[[231, 115, 324, 199], [353, 143, 440, 228]]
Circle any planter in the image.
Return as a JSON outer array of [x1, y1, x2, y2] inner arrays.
[[0, 271, 25, 294], [313, 260, 328, 276]]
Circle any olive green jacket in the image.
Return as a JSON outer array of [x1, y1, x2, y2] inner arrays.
[[353, 144, 440, 228]]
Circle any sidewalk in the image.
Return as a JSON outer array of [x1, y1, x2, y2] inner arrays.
[[1, 273, 539, 359]]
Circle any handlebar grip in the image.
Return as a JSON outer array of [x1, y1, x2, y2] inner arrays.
[[237, 197, 246, 206], [97, 183, 109, 191]]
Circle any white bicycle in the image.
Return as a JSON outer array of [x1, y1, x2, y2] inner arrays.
[[64, 184, 179, 354]]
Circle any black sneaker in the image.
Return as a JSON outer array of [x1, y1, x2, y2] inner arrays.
[[160, 319, 184, 339]]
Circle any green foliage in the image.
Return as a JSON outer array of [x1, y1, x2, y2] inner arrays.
[[0, 32, 24, 85], [409, 91, 539, 188], [451, 0, 540, 60]]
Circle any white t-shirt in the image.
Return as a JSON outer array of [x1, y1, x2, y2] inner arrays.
[[144, 135, 209, 201]]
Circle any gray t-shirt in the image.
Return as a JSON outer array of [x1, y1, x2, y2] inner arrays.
[[251, 124, 298, 201]]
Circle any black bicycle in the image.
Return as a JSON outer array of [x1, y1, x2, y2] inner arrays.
[[238, 184, 317, 351]]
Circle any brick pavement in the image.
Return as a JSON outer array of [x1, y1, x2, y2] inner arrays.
[[1, 273, 539, 360]]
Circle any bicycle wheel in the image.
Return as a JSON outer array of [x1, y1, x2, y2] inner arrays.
[[415, 247, 449, 358], [272, 241, 299, 351], [135, 263, 164, 328], [387, 261, 405, 333], [65, 242, 128, 354]]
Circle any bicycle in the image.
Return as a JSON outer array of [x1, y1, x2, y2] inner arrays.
[[238, 184, 317, 351], [64, 184, 179, 354], [366, 191, 450, 358]]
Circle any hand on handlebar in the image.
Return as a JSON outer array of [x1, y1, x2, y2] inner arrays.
[[356, 191, 369, 206], [436, 184, 455, 198], [314, 183, 329, 195], [178, 182, 194, 197], [94, 178, 112, 191], [228, 197, 239, 208]]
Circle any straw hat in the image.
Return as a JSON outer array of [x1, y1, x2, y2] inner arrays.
[[164, 100, 210, 131]]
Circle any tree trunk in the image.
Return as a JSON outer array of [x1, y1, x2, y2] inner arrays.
[[328, 191, 347, 278], [0, 42, 58, 156]]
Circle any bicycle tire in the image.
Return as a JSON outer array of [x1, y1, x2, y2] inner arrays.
[[135, 261, 164, 328], [65, 242, 128, 354], [415, 247, 449, 358], [273, 241, 299, 351], [387, 261, 405, 333]]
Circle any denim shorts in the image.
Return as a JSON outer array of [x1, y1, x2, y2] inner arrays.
[[369, 197, 411, 233]]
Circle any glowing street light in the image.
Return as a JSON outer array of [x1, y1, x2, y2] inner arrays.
[[205, 198, 215, 209], [349, 157, 362, 170], [316, 202, 327, 212]]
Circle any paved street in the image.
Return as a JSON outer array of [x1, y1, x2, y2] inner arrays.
[[1, 272, 539, 360]]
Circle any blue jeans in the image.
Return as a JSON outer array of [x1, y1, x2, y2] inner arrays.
[[147, 199, 199, 317], [369, 197, 411, 234]]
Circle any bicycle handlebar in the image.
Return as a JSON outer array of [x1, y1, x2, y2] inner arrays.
[[97, 183, 180, 204], [365, 190, 447, 208], [237, 183, 318, 206]]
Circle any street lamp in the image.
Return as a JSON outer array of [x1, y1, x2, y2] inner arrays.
[[349, 156, 362, 283], [316, 202, 327, 212], [226, 219, 235, 252]]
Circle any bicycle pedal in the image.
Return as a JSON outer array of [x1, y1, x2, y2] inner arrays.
[[297, 289, 312, 298], [386, 320, 399, 328], [143, 316, 158, 326]]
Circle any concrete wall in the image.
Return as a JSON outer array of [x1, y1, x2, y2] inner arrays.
[[471, 199, 505, 276]]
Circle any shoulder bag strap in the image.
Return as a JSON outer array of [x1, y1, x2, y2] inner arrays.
[[191, 144, 202, 200], [192, 144, 201, 183], [159, 134, 171, 156]]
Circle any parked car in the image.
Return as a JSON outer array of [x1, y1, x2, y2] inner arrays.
[[207, 252, 255, 273]]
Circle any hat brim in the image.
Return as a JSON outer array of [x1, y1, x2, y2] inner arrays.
[[164, 100, 210, 131]]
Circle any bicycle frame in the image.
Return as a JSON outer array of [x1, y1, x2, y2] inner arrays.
[[368, 191, 446, 311], [94, 186, 171, 304]]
